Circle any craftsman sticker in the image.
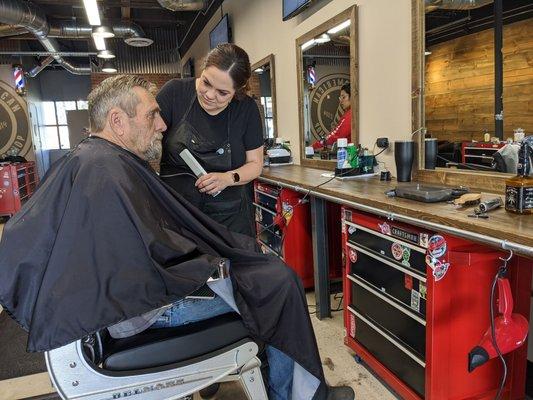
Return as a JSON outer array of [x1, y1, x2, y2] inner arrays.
[[391, 226, 419, 246], [404, 274, 413, 290], [378, 222, 391, 235], [349, 248, 358, 263], [420, 233, 429, 248], [428, 235, 447, 259], [391, 242, 404, 260], [426, 255, 450, 282], [411, 290, 420, 312], [419, 282, 427, 299]]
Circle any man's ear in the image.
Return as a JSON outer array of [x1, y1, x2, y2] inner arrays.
[[108, 108, 125, 136]]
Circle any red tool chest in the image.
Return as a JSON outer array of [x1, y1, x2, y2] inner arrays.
[[342, 207, 532, 400], [0, 162, 39, 217], [254, 181, 342, 288]]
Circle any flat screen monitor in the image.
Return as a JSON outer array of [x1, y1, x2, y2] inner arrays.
[[209, 14, 231, 49], [282, 0, 311, 21]]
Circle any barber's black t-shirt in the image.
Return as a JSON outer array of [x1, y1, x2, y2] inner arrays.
[[157, 78, 263, 171]]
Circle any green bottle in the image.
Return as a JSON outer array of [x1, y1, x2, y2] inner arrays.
[[347, 143, 358, 168]]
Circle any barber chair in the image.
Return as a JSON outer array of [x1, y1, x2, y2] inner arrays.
[[45, 312, 268, 400]]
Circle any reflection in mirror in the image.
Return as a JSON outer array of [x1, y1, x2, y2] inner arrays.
[[423, 0, 532, 175], [249, 54, 277, 141], [296, 6, 357, 167]]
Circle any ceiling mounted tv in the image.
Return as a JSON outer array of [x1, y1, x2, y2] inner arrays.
[[209, 14, 231, 49], [283, 0, 312, 21]]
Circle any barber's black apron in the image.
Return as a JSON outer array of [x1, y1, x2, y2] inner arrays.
[[160, 94, 255, 237]]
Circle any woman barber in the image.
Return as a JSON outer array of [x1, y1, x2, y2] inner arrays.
[[157, 44, 263, 237], [311, 83, 352, 150]]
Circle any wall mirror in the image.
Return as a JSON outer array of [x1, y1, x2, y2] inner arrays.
[[296, 6, 358, 169], [249, 54, 277, 141], [415, 0, 532, 187]]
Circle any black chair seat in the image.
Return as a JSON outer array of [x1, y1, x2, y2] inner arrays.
[[103, 313, 250, 371]]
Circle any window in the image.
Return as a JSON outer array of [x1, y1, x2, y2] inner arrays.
[[41, 100, 88, 150], [260, 96, 274, 138]]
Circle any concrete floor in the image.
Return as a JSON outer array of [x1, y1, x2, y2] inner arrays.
[[0, 221, 395, 399]]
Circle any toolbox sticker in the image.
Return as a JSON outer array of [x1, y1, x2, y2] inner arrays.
[[404, 274, 413, 290], [349, 313, 356, 338], [426, 255, 450, 282], [255, 208, 262, 222], [391, 243, 404, 260], [420, 233, 429, 248], [348, 225, 357, 235], [344, 209, 352, 222], [3, 180, 9, 187], [428, 235, 447, 259], [349, 248, 358, 263], [411, 290, 421, 313], [378, 222, 391, 235], [391, 226, 420, 246], [419, 282, 427, 299], [341, 221, 346, 234], [401, 247, 411, 267], [282, 202, 294, 224]]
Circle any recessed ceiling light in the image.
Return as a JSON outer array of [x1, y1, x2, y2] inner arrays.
[[102, 60, 117, 73], [315, 33, 330, 44], [254, 68, 264, 73], [97, 50, 115, 59], [92, 26, 115, 39]]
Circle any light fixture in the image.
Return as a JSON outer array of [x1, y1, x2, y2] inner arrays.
[[92, 26, 115, 39], [425, 50, 432, 56], [93, 36, 106, 51], [102, 60, 117, 73], [315, 33, 330, 44], [301, 39, 316, 51], [327, 20, 351, 34], [97, 50, 115, 59], [82, 0, 101, 26], [254, 67, 264, 73]]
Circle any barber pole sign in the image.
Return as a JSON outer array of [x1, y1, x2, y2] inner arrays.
[[307, 66, 316, 87], [13, 66, 25, 95]]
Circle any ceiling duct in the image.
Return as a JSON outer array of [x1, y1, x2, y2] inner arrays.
[[27, 55, 54, 77], [426, 0, 493, 12], [0, 0, 91, 74], [156, 0, 206, 11]]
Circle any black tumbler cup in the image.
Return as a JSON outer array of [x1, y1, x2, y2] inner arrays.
[[394, 141, 415, 182], [424, 138, 438, 170]]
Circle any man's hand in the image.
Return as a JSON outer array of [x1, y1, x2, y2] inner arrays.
[[195, 172, 233, 195]]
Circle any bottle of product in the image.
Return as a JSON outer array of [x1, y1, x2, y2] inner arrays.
[[337, 138, 348, 169], [346, 143, 358, 168], [505, 136, 533, 215]]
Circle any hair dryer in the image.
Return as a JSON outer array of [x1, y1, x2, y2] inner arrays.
[[468, 269, 529, 372]]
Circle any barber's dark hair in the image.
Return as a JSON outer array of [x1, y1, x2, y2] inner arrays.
[[341, 83, 351, 97], [202, 43, 251, 99]]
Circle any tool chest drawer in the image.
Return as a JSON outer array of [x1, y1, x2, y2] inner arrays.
[[346, 242, 426, 317], [345, 220, 427, 276], [257, 228, 282, 256], [349, 275, 426, 358], [347, 307, 425, 398], [255, 205, 280, 236]]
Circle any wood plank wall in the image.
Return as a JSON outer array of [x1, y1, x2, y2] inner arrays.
[[425, 19, 532, 142]]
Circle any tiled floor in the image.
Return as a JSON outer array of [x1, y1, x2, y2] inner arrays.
[[0, 221, 395, 399]]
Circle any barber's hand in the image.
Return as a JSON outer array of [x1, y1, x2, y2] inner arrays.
[[195, 172, 233, 195]]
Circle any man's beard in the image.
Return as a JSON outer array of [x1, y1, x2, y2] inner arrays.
[[143, 132, 163, 161]]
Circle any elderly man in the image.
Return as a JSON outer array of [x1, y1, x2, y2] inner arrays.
[[0, 75, 354, 400]]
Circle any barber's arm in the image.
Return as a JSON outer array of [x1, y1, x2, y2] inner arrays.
[[196, 147, 264, 195]]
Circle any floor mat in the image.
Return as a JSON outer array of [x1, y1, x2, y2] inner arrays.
[[0, 312, 47, 380]]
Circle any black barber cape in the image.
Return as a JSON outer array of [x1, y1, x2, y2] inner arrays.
[[0, 137, 325, 388]]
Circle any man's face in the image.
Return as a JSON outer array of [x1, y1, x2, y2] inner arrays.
[[125, 87, 167, 161]]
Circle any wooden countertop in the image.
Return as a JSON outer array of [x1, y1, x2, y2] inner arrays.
[[260, 165, 533, 252]]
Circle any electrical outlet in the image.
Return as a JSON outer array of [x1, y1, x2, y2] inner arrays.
[[376, 138, 389, 149]]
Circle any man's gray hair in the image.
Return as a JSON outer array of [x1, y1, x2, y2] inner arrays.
[[88, 75, 157, 132]]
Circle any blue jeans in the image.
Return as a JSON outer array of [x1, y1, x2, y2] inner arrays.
[[150, 295, 295, 400]]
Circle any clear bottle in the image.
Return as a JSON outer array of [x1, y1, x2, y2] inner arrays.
[[337, 138, 348, 169]]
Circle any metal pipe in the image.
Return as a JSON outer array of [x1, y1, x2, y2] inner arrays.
[[48, 20, 145, 39], [494, 0, 504, 140], [0, 51, 97, 56], [156, 0, 206, 11], [0, 24, 27, 37], [27, 55, 53, 77], [258, 176, 533, 258], [425, 0, 493, 12]]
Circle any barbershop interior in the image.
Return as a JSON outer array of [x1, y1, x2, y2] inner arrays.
[[0, 0, 532, 399]]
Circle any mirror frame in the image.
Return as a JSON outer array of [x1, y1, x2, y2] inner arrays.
[[251, 54, 278, 139], [296, 5, 358, 170], [412, 0, 510, 193]]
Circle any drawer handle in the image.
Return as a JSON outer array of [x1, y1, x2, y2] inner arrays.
[[346, 242, 426, 283], [348, 305, 426, 368], [348, 274, 426, 326]]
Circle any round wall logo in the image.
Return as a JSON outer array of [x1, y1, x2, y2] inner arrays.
[[309, 73, 350, 141], [0, 80, 31, 158]]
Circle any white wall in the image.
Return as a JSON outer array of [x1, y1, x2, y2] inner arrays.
[[181, 0, 412, 171]]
